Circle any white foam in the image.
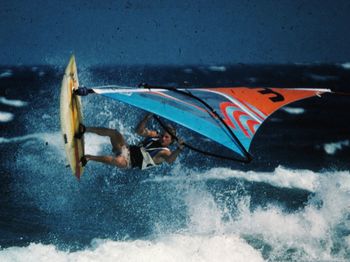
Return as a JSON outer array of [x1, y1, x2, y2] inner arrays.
[[247, 77, 258, 83], [0, 131, 122, 158], [341, 62, 350, 69], [1, 133, 51, 144], [0, 97, 28, 107], [182, 168, 350, 261], [0, 70, 12, 78], [84, 133, 111, 155], [323, 140, 349, 155], [0, 111, 14, 122], [307, 73, 338, 81], [208, 66, 226, 72], [150, 165, 318, 192], [184, 186, 225, 234], [281, 107, 305, 115], [1, 135, 349, 262], [0, 235, 264, 262], [0, 132, 66, 158], [0, 163, 349, 261], [0, 244, 65, 262]]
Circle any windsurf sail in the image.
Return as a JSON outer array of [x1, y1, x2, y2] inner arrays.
[[91, 85, 331, 162]]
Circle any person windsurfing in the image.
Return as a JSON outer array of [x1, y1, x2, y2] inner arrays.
[[78, 113, 184, 169]]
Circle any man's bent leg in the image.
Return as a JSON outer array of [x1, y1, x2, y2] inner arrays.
[[86, 127, 126, 151], [85, 155, 128, 168]]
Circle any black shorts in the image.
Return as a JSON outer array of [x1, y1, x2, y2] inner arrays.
[[129, 146, 143, 169]]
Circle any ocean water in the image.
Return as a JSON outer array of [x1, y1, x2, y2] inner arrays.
[[0, 63, 349, 261]]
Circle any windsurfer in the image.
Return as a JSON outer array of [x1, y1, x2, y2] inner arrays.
[[80, 113, 184, 169]]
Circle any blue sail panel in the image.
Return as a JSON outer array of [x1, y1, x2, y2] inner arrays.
[[93, 87, 331, 160], [93, 88, 247, 157]]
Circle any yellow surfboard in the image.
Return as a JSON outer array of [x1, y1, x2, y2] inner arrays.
[[60, 55, 85, 179]]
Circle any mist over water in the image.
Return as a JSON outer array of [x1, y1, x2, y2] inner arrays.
[[0, 63, 349, 261]]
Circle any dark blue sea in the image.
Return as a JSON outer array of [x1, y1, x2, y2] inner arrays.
[[0, 62, 350, 261]]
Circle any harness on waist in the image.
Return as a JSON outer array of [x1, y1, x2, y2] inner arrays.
[[142, 137, 169, 157], [130, 137, 170, 169]]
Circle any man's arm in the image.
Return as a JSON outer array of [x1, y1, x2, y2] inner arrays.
[[157, 140, 185, 164], [135, 113, 158, 137]]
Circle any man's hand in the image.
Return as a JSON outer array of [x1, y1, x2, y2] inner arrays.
[[136, 113, 156, 137], [162, 138, 185, 164]]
